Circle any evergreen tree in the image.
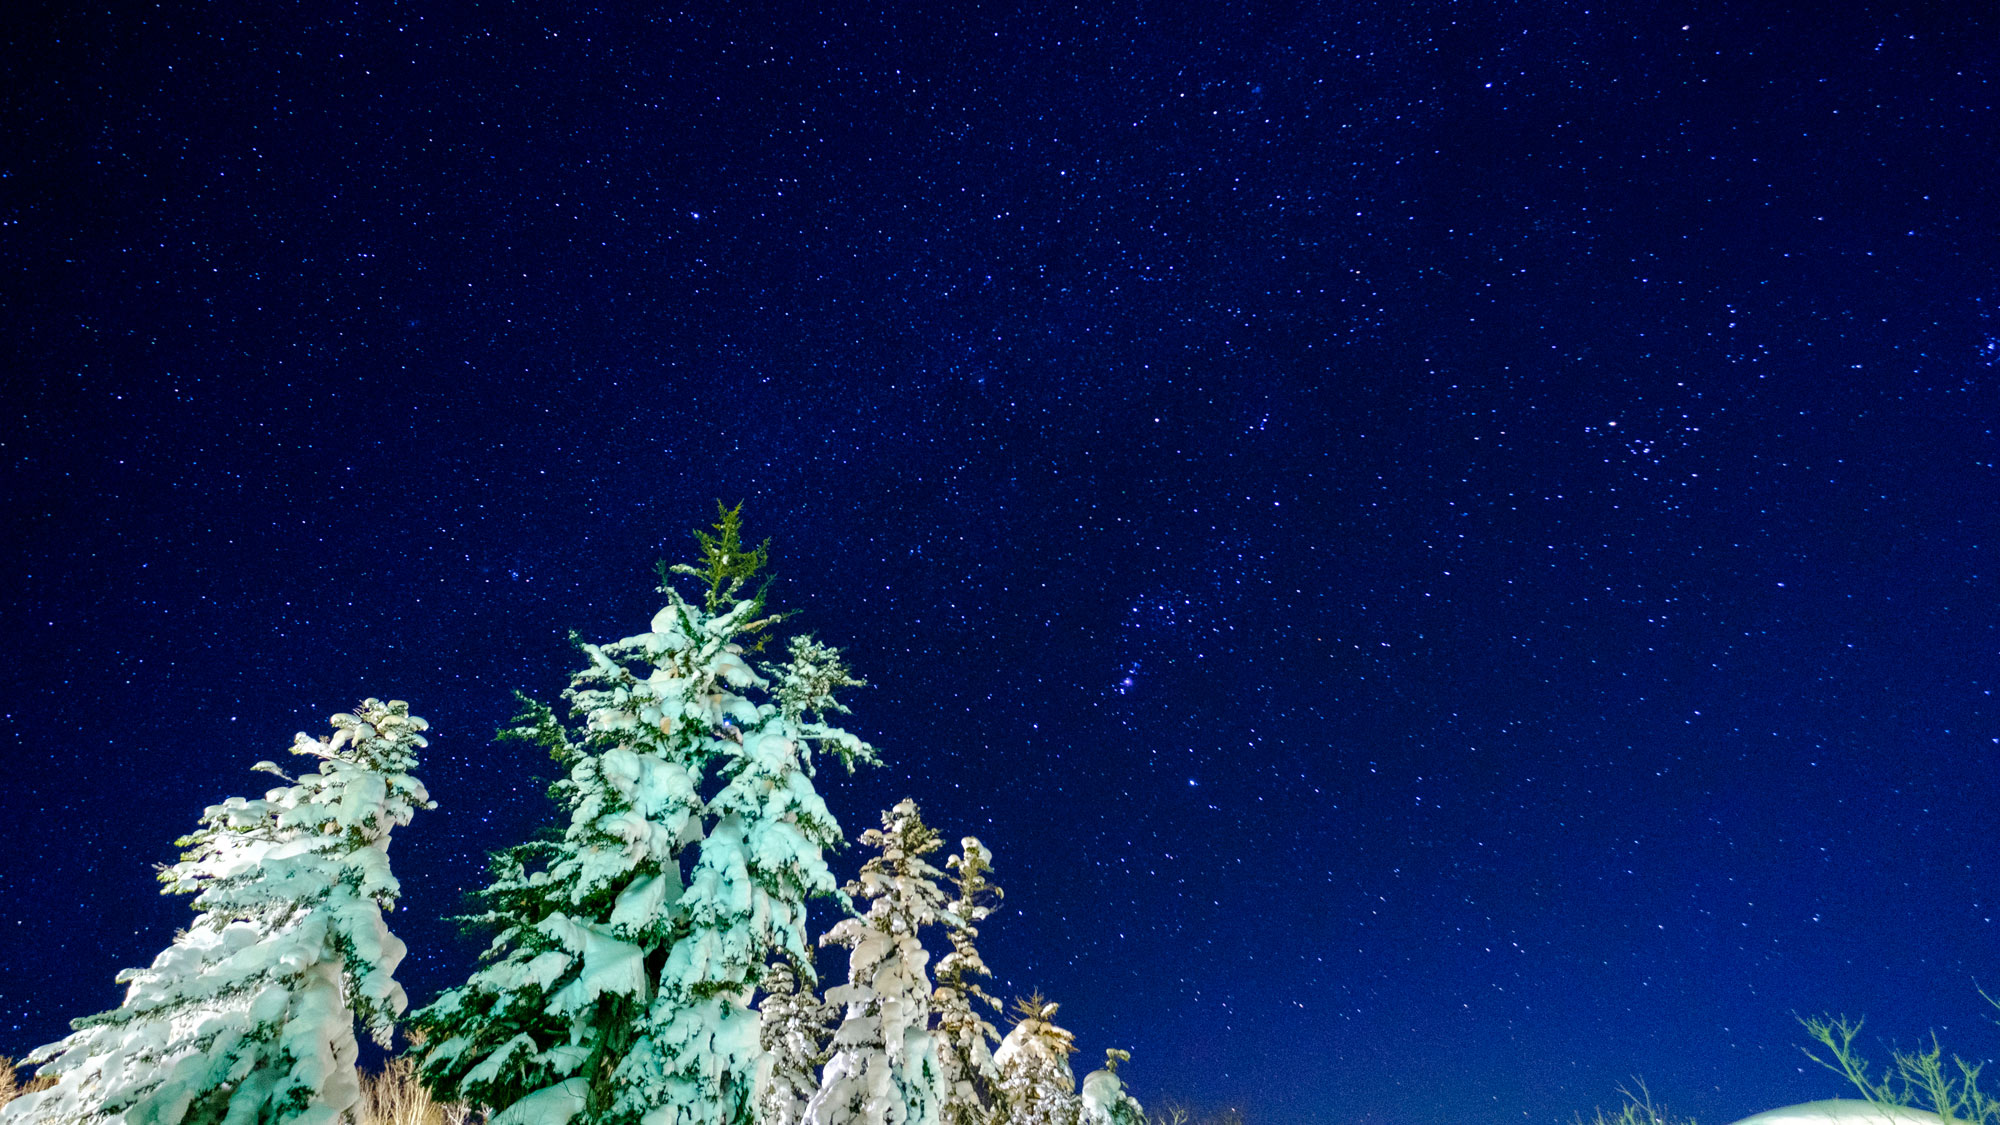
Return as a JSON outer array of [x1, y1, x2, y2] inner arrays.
[[5, 700, 432, 1125], [993, 998, 1078, 1125], [415, 506, 872, 1125], [803, 801, 951, 1125], [1077, 1052, 1143, 1125], [753, 960, 831, 1125], [931, 839, 1003, 1125]]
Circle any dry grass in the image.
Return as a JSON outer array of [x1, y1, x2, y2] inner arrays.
[[0, 1058, 55, 1107], [358, 1057, 477, 1125]]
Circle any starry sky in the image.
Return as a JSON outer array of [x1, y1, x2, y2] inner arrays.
[[4, 3, 1998, 1124]]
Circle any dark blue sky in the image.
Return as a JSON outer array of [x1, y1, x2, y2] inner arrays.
[[4, 3, 1998, 1124]]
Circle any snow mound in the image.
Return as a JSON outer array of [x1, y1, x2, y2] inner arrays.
[[1725, 1101, 1947, 1125]]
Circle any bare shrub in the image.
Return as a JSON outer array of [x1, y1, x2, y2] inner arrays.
[[1148, 1099, 1244, 1125], [1801, 1014, 2000, 1125], [1576, 1081, 1695, 1125]]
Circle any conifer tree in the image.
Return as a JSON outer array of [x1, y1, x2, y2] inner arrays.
[[993, 998, 1079, 1125], [1077, 1052, 1144, 1125], [754, 960, 832, 1125], [804, 801, 951, 1125], [932, 839, 1003, 1125], [415, 505, 872, 1125], [5, 700, 432, 1125]]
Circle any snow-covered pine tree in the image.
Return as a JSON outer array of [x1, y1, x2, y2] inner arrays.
[[5, 700, 432, 1125], [623, 627, 873, 1125], [992, 998, 1079, 1125], [803, 800, 952, 1125], [1077, 1051, 1143, 1125], [931, 839, 1003, 1125], [753, 959, 831, 1125], [414, 505, 873, 1125]]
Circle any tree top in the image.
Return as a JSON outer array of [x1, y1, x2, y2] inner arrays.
[[661, 499, 775, 615]]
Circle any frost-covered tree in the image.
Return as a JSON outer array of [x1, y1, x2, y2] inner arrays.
[[803, 801, 951, 1125], [1077, 1052, 1143, 1125], [754, 960, 831, 1125], [630, 636, 874, 1125], [414, 505, 873, 1125], [931, 839, 1003, 1125], [993, 998, 1078, 1125], [5, 700, 432, 1125]]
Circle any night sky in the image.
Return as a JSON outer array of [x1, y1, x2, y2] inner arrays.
[[4, 3, 1998, 1124]]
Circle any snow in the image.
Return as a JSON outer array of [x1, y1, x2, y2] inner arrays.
[[1724, 1101, 1947, 1125], [490, 1078, 590, 1125], [549, 925, 648, 1011]]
